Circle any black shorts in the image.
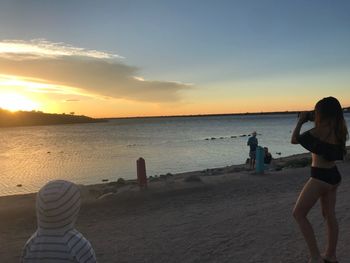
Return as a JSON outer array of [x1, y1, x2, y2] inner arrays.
[[311, 166, 342, 185], [249, 151, 256, 159]]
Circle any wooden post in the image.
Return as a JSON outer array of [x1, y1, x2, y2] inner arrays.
[[137, 157, 147, 189]]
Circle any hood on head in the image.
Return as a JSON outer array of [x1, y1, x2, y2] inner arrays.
[[36, 180, 81, 233]]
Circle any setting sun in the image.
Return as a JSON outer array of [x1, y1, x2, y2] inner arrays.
[[0, 92, 39, 112]]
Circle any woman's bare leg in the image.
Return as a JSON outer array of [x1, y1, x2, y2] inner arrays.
[[320, 186, 338, 261], [293, 178, 330, 262]]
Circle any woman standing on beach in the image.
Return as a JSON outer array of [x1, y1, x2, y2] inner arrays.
[[291, 97, 348, 263]]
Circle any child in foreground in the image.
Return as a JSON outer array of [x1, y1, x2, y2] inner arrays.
[[21, 180, 97, 263]]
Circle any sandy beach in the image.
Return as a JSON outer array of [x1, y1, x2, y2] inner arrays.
[[1, 152, 350, 263]]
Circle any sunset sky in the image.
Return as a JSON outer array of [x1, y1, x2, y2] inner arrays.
[[0, 0, 350, 117]]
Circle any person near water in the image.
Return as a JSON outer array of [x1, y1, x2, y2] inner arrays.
[[247, 131, 258, 169], [291, 97, 348, 263], [263, 147, 272, 170], [264, 147, 272, 164]]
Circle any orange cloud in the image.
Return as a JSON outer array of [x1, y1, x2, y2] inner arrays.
[[0, 39, 192, 103]]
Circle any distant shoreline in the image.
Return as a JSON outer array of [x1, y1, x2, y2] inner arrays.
[[0, 109, 106, 128], [105, 108, 350, 120], [1, 108, 349, 127]]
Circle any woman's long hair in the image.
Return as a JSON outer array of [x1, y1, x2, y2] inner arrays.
[[315, 97, 349, 154]]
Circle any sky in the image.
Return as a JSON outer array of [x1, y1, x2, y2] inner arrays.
[[0, 0, 350, 117]]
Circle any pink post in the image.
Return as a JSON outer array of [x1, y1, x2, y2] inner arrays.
[[137, 157, 147, 189]]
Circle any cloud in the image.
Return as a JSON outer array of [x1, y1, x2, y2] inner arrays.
[[0, 39, 123, 59], [64, 99, 80, 102], [0, 39, 192, 102]]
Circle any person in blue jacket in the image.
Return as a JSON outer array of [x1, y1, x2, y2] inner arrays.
[[247, 131, 258, 169]]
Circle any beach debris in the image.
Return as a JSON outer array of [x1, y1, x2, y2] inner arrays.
[[98, 192, 116, 200], [240, 134, 247, 137], [102, 179, 109, 182], [116, 177, 126, 185], [149, 176, 160, 182], [231, 136, 237, 138], [47, 151, 51, 154], [220, 137, 224, 139], [211, 137, 216, 140], [205, 138, 210, 140], [211, 168, 224, 176], [274, 165, 283, 171], [184, 174, 202, 182], [275, 152, 282, 155], [17, 184, 22, 187]]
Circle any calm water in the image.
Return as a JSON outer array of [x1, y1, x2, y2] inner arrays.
[[1, 113, 349, 196]]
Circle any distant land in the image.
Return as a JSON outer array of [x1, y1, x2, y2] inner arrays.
[[108, 107, 350, 120], [1, 107, 349, 127], [0, 109, 106, 128]]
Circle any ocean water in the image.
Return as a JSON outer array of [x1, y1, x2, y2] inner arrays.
[[0, 113, 349, 196]]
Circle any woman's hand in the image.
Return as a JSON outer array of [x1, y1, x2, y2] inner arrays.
[[298, 112, 309, 124], [291, 112, 308, 144]]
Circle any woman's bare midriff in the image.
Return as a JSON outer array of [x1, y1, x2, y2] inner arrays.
[[311, 153, 336, 168]]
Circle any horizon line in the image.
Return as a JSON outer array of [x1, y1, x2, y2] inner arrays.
[[2, 107, 349, 120], [103, 107, 350, 120]]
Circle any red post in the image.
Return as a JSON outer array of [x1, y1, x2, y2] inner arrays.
[[137, 157, 147, 189]]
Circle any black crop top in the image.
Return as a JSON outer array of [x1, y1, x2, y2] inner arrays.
[[297, 130, 345, 161]]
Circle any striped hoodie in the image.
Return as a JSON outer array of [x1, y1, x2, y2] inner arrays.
[[21, 180, 97, 263]]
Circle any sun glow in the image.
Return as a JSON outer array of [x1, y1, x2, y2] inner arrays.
[[0, 92, 39, 112]]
